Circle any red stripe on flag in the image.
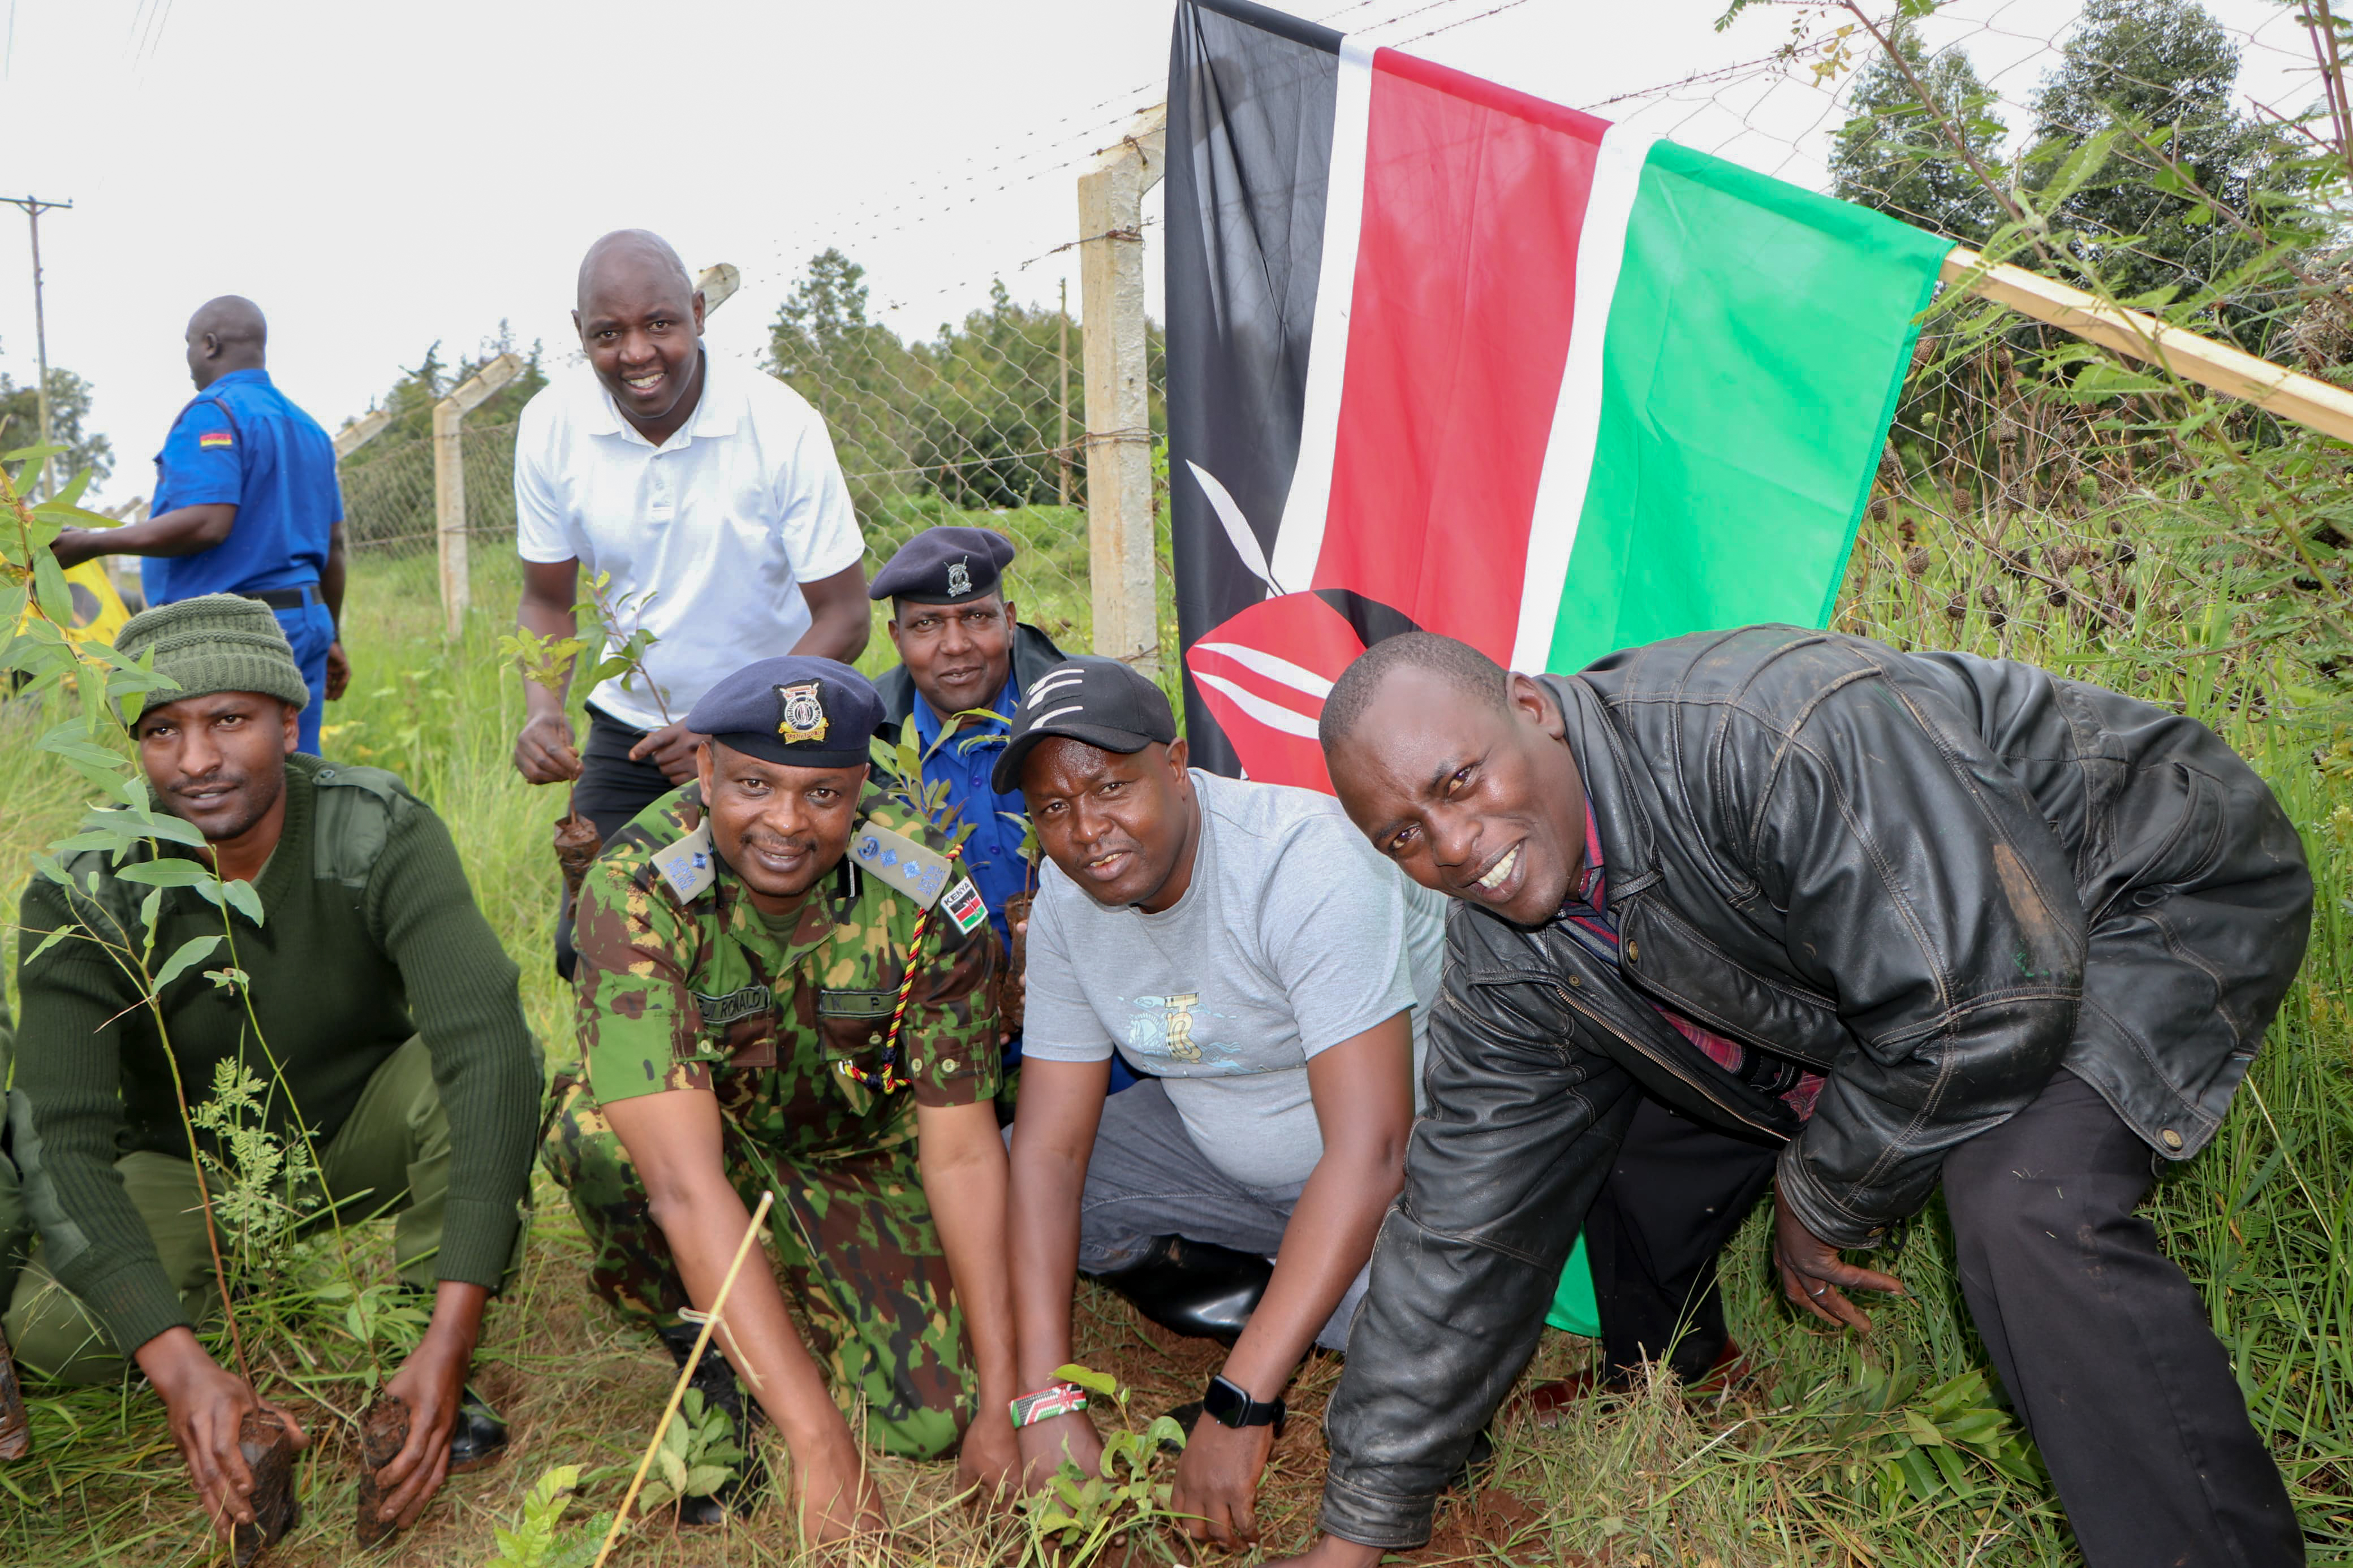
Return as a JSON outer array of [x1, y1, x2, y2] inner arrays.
[[1311, 49, 1609, 664], [1186, 594, 1368, 793]]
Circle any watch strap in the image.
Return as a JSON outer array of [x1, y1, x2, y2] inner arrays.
[[1203, 1373, 1284, 1429]]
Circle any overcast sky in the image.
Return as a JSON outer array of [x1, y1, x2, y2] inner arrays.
[[0, 0, 2324, 502]]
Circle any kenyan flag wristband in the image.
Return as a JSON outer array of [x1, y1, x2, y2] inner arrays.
[[1010, 1382, 1089, 1428]]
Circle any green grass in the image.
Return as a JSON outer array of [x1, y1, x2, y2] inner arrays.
[[0, 508, 2346, 1566]]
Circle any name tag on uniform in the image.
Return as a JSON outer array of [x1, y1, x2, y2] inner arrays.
[[693, 983, 774, 1028], [817, 989, 897, 1017], [850, 821, 951, 907]]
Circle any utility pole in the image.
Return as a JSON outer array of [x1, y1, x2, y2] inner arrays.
[[1, 195, 72, 498], [1058, 277, 1071, 506]]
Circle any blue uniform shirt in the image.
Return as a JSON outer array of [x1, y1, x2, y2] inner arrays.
[[912, 673, 1032, 948], [144, 368, 342, 604]]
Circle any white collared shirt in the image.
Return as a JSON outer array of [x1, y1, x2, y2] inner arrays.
[[513, 349, 865, 731]]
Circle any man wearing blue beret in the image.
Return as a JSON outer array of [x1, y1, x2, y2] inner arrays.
[[540, 656, 1019, 1541]]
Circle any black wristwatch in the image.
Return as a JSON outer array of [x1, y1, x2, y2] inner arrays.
[[1203, 1373, 1285, 1430]]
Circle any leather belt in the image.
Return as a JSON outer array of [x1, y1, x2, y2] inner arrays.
[[238, 585, 321, 611]]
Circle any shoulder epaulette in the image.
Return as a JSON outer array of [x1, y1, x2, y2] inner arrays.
[[849, 818, 955, 909], [311, 764, 419, 889], [654, 822, 718, 903]]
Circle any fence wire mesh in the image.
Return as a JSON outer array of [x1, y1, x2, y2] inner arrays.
[[331, 0, 2349, 733]]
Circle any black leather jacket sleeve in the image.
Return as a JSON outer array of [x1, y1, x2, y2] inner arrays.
[[1738, 670, 2087, 1245], [1318, 971, 1640, 1548]]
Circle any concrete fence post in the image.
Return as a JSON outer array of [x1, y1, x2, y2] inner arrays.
[[333, 407, 393, 461], [1078, 103, 1167, 673], [431, 352, 525, 638]]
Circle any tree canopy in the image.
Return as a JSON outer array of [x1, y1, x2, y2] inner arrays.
[[1830, 24, 2008, 244], [0, 363, 114, 487]]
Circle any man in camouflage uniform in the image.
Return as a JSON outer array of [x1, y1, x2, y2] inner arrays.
[[542, 655, 1018, 1541]]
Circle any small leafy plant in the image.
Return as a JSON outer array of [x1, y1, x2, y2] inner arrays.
[[1016, 1362, 1187, 1567], [483, 1465, 613, 1568], [632, 1388, 746, 1517]]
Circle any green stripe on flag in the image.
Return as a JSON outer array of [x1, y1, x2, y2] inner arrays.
[[1544, 140, 1951, 674]]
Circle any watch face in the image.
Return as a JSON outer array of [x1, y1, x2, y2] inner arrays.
[[1204, 1375, 1250, 1427]]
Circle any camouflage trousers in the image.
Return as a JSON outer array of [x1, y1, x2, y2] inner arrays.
[[540, 1081, 972, 1460]]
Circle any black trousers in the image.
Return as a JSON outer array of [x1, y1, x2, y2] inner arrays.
[[1585, 1094, 1776, 1384], [552, 706, 676, 981], [1593, 1070, 2301, 1566]]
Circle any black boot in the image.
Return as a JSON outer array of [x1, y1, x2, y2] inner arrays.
[[1091, 1235, 1273, 1345], [445, 1387, 508, 1474], [654, 1325, 768, 1526]]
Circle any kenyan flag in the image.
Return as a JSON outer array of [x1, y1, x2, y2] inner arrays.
[[1166, 0, 1954, 788]]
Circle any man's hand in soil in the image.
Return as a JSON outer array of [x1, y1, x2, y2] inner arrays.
[[1772, 1181, 1903, 1332], [1169, 1415, 1277, 1547], [794, 1434, 888, 1545], [1016, 1409, 1103, 1493], [513, 710, 581, 784], [626, 720, 705, 785], [134, 1327, 309, 1537], [955, 1404, 1020, 1499], [1261, 1535, 1388, 1568], [372, 1281, 488, 1528]]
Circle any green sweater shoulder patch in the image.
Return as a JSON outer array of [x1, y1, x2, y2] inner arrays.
[[309, 763, 421, 889]]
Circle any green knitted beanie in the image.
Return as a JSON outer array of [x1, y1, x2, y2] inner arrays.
[[115, 593, 311, 719]]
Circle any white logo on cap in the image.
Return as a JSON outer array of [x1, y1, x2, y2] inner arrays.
[[946, 559, 972, 597], [1026, 668, 1088, 711]]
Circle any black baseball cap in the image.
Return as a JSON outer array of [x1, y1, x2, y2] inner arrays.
[[992, 658, 1179, 794]]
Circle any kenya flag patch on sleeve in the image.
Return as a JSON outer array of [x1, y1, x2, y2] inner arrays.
[[940, 877, 988, 937]]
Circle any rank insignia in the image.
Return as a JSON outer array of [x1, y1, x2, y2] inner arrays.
[[852, 822, 951, 905], [776, 680, 830, 744], [946, 558, 973, 597]]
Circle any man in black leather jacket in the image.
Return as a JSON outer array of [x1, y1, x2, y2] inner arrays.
[[1283, 626, 2311, 1568]]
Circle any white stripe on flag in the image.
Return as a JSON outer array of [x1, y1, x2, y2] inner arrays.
[[1270, 33, 1377, 596], [1193, 670, 1324, 738], [1192, 640, 1336, 698], [1510, 124, 1656, 672]]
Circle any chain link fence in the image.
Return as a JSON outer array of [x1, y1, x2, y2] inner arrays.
[[332, 0, 2348, 711]]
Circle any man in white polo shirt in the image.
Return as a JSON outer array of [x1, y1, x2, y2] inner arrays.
[[510, 230, 870, 974]]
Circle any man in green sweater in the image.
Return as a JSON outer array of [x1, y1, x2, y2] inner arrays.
[[5, 595, 542, 1539]]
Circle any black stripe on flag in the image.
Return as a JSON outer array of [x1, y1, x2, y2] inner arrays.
[[1166, 0, 1341, 776]]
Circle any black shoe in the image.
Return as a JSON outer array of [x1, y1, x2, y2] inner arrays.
[[1091, 1235, 1273, 1345], [446, 1387, 508, 1475], [655, 1325, 767, 1524]]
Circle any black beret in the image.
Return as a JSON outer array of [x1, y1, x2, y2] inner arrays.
[[869, 525, 1018, 605], [684, 656, 880, 769]]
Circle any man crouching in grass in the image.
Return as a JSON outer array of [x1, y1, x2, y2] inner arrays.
[[3, 595, 540, 1539], [997, 660, 1446, 1550], [540, 656, 1018, 1543]]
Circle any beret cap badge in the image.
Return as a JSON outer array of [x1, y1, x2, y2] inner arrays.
[[775, 681, 831, 744], [946, 559, 973, 597]]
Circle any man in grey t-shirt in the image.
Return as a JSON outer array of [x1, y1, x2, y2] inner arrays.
[[997, 661, 1445, 1552]]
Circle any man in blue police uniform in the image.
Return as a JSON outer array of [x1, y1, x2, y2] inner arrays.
[[871, 526, 1113, 1088], [870, 528, 1071, 944], [49, 297, 347, 754]]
